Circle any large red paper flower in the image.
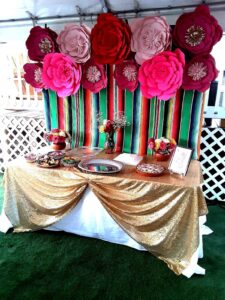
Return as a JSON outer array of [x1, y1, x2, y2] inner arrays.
[[26, 26, 58, 62], [130, 16, 171, 65], [182, 54, 218, 92], [138, 49, 185, 100], [91, 13, 131, 64], [81, 59, 107, 93], [42, 53, 82, 97], [114, 60, 139, 92], [57, 24, 91, 63], [23, 63, 46, 89], [173, 5, 222, 55]]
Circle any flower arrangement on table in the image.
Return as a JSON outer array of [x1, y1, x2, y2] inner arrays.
[[44, 129, 71, 150], [97, 112, 129, 153], [148, 137, 176, 161]]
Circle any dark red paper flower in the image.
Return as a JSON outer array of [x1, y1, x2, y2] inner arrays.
[[114, 60, 139, 92], [182, 54, 218, 92], [26, 26, 58, 62], [173, 5, 222, 55], [23, 63, 46, 89], [91, 13, 131, 64], [81, 59, 107, 93]]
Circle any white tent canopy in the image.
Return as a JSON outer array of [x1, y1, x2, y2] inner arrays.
[[0, 0, 225, 42]]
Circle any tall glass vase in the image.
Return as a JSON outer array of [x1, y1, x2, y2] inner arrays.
[[104, 131, 115, 154]]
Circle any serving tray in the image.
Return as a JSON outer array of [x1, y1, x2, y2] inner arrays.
[[78, 158, 123, 174]]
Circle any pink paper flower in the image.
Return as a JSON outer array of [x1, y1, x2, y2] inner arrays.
[[57, 24, 91, 64], [81, 59, 107, 93], [138, 49, 185, 100], [23, 63, 46, 89], [173, 5, 223, 55], [26, 26, 58, 62], [182, 54, 218, 92], [114, 60, 139, 92], [130, 16, 171, 65], [42, 53, 82, 97]]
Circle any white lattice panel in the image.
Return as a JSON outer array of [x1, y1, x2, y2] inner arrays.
[[200, 128, 225, 201], [0, 110, 48, 172]]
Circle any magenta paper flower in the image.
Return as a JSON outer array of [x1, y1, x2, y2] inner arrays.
[[173, 5, 222, 55], [42, 53, 82, 97], [23, 63, 46, 89], [57, 24, 91, 64], [114, 60, 139, 92], [182, 54, 218, 92], [138, 49, 185, 100], [130, 16, 171, 65], [26, 26, 58, 62], [81, 59, 107, 93]]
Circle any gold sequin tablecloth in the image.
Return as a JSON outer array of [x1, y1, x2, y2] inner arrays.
[[2, 154, 208, 275]]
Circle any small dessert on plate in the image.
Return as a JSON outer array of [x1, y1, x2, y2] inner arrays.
[[136, 163, 165, 177], [36, 154, 60, 168]]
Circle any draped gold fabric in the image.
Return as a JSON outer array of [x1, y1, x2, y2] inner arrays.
[[3, 155, 207, 275]]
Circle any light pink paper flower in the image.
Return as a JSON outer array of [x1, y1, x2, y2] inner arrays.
[[182, 54, 218, 92], [81, 59, 107, 93], [57, 24, 91, 64], [138, 49, 185, 100], [23, 63, 46, 89], [114, 60, 139, 92], [130, 16, 171, 65], [42, 53, 82, 97]]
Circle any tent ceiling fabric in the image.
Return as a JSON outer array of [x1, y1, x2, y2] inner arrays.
[[0, 0, 225, 42]]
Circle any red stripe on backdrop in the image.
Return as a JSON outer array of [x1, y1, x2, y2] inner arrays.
[[171, 89, 182, 141], [57, 97, 65, 130], [139, 96, 149, 155], [115, 88, 124, 152], [83, 90, 92, 146], [108, 65, 114, 120]]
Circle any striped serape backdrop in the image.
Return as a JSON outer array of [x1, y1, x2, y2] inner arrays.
[[42, 65, 204, 159]]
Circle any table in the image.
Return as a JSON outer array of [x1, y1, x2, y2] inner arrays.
[[0, 153, 210, 277]]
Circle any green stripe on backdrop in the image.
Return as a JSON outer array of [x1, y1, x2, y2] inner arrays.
[[92, 93, 98, 147], [191, 92, 202, 159], [132, 88, 141, 154], [71, 94, 76, 149], [123, 90, 133, 153], [48, 90, 58, 129], [79, 88, 84, 147], [147, 97, 156, 155], [99, 88, 107, 148], [157, 100, 165, 138], [178, 90, 194, 147]]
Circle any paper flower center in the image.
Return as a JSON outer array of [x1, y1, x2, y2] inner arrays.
[[34, 68, 42, 83], [185, 25, 205, 47], [142, 29, 163, 50], [39, 38, 52, 53], [188, 62, 207, 81], [123, 65, 137, 81], [86, 66, 101, 83]]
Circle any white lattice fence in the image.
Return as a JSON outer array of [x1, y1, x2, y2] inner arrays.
[[200, 127, 225, 201], [0, 110, 48, 172]]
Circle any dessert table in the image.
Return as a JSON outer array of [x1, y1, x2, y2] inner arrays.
[[0, 152, 211, 277]]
